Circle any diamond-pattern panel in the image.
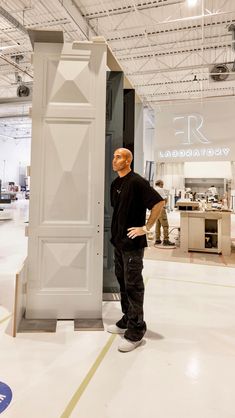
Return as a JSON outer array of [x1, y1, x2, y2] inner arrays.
[[41, 241, 88, 289], [49, 59, 91, 103], [42, 121, 91, 222]]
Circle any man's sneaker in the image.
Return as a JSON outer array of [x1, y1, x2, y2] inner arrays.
[[118, 338, 143, 352], [163, 240, 175, 246], [154, 239, 162, 244], [107, 324, 126, 334]]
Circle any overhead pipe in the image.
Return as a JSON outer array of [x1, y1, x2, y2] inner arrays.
[[0, 5, 28, 35]]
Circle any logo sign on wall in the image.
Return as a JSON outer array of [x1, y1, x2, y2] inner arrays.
[[174, 113, 210, 145], [155, 100, 235, 162], [0, 382, 13, 414]]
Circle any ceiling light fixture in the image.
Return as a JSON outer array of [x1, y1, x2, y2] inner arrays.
[[193, 74, 198, 81], [0, 44, 16, 52], [17, 84, 31, 97], [0, 133, 14, 140], [187, 0, 198, 7]]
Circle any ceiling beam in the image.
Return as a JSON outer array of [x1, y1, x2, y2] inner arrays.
[[0, 114, 30, 119], [0, 53, 33, 78], [145, 85, 234, 97], [0, 97, 31, 104], [117, 42, 232, 61], [113, 34, 231, 54], [127, 61, 233, 76], [136, 78, 208, 88], [148, 93, 235, 104], [108, 18, 235, 42], [83, 0, 184, 19], [59, 0, 97, 39], [106, 9, 235, 35], [0, 5, 28, 35]]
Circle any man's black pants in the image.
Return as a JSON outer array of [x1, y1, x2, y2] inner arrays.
[[114, 247, 147, 342]]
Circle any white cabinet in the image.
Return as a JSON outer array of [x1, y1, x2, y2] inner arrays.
[[188, 217, 221, 253], [180, 211, 231, 255], [188, 217, 205, 250]]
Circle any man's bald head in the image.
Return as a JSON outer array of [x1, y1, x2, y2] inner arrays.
[[116, 148, 133, 162], [112, 148, 133, 177]]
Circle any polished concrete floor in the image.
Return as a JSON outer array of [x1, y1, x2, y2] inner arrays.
[[1, 202, 235, 417]]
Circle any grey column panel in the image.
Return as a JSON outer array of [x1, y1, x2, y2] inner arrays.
[[103, 71, 124, 292]]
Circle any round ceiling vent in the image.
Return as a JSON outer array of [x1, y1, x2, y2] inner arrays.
[[210, 64, 229, 81]]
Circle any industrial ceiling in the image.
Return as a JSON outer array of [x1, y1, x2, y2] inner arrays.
[[0, 0, 235, 139]]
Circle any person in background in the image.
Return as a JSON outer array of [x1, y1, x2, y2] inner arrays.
[[107, 148, 164, 352], [207, 185, 218, 199], [155, 179, 175, 246]]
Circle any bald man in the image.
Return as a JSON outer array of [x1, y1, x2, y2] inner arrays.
[[107, 148, 164, 352]]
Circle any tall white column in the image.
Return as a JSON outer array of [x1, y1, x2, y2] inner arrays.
[[26, 33, 107, 319]]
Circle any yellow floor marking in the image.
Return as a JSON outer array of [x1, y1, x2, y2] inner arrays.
[[156, 277, 235, 289], [60, 333, 116, 418], [61, 275, 150, 417], [144, 276, 149, 286], [0, 313, 12, 324]]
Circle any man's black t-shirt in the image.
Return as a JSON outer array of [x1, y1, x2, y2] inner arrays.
[[110, 171, 163, 251]]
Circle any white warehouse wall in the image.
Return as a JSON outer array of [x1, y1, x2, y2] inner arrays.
[[184, 161, 232, 179], [0, 139, 31, 186], [134, 103, 144, 175], [143, 108, 155, 170]]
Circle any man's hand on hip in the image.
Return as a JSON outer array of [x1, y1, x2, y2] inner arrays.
[[127, 227, 147, 239]]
